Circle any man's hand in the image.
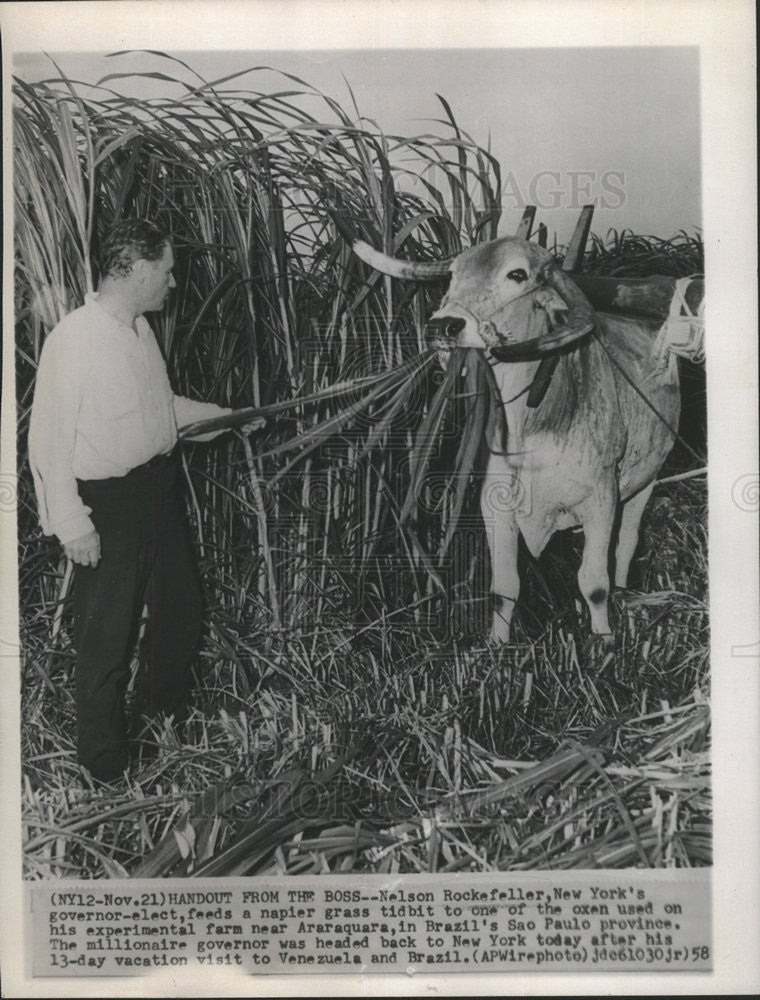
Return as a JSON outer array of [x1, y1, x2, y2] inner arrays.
[[64, 530, 101, 568]]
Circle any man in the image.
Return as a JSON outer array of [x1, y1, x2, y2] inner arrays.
[[28, 219, 261, 783]]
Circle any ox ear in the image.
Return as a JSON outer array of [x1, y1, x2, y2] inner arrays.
[[490, 266, 596, 362], [533, 284, 568, 327], [544, 266, 596, 326]]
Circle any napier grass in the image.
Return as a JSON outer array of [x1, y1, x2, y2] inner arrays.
[[15, 55, 708, 878]]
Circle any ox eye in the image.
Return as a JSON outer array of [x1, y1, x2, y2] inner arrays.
[[507, 268, 528, 284]]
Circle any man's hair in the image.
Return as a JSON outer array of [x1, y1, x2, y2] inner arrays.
[[100, 220, 170, 278]]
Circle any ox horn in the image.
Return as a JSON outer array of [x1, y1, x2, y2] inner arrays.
[[351, 240, 452, 281], [329, 210, 451, 281], [490, 267, 596, 362]]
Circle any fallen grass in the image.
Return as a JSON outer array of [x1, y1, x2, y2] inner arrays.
[[20, 477, 708, 878]]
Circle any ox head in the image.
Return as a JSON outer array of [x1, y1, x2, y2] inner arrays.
[[342, 229, 596, 364]]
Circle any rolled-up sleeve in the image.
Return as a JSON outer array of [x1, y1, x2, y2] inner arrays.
[[28, 330, 95, 544], [173, 396, 233, 442]]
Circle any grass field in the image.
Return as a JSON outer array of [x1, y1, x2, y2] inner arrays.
[[15, 56, 708, 878]]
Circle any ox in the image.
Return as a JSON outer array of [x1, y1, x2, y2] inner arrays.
[[343, 232, 684, 643]]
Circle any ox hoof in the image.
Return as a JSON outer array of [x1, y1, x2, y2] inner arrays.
[[582, 632, 615, 657], [487, 628, 511, 646]]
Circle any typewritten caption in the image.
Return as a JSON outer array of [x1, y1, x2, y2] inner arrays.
[[29, 872, 711, 976]]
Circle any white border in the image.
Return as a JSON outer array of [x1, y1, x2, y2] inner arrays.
[[1, 1, 757, 995]]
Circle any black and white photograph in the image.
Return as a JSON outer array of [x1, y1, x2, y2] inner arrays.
[[1, 1, 757, 995]]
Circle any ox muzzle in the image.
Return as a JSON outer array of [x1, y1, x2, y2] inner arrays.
[[425, 315, 466, 349]]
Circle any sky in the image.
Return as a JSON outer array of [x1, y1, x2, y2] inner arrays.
[[14, 46, 701, 244]]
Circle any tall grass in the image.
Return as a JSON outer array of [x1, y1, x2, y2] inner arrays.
[[14, 54, 708, 877], [14, 55, 501, 636], [583, 228, 704, 277]]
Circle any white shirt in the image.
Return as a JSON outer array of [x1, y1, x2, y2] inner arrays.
[[29, 293, 231, 544]]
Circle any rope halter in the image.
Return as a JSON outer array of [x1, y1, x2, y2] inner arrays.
[[652, 276, 705, 365]]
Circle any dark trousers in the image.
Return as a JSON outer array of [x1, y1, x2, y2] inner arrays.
[[72, 454, 203, 781]]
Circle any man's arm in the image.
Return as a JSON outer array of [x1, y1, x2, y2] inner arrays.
[[28, 328, 99, 560], [172, 396, 234, 442]]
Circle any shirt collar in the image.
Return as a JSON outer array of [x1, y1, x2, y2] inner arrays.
[[85, 292, 148, 337]]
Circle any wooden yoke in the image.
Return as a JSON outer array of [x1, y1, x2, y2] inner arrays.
[[570, 272, 704, 322], [519, 203, 704, 321]]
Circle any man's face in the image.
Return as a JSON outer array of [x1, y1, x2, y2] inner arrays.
[[139, 243, 176, 312]]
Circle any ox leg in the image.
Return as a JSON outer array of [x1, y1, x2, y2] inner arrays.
[[614, 482, 655, 587], [481, 459, 520, 643], [578, 489, 617, 639]]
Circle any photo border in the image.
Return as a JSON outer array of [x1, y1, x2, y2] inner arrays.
[[1, 1, 757, 995]]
